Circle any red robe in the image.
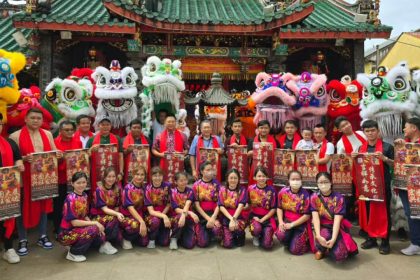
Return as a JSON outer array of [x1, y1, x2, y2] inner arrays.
[[159, 129, 184, 170], [358, 139, 388, 238], [19, 127, 53, 228], [123, 131, 150, 182], [277, 132, 301, 149], [0, 136, 16, 238], [317, 139, 329, 172]]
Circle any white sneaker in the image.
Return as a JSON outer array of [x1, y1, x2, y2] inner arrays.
[[66, 251, 86, 262], [253, 237, 260, 247], [401, 243, 420, 256], [147, 240, 156, 249], [121, 239, 133, 250], [99, 241, 118, 255], [169, 238, 178, 250], [3, 249, 20, 264]]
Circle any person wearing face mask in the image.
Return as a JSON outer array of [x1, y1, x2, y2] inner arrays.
[[311, 172, 358, 262], [275, 170, 315, 255], [192, 161, 222, 247]]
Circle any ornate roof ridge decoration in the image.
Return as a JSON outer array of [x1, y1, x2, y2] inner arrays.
[[103, 0, 315, 34], [12, 0, 136, 34], [184, 73, 248, 106]]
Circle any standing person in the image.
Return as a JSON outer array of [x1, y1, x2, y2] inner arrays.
[[225, 118, 250, 152], [53, 121, 82, 237], [353, 120, 393, 255], [120, 167, 148, 249], [311, 172, 358, 262], [169, 172, 199, 250], [248, 167, 276, 250], [395, 117, 420, 256], [277, 120, 301, 149], [189, 120, 224, 181], [58, 172, 107, 262], [123, 119, 150, 183], [86, 116, 124, 193], [144, 167, 171, 248], [152, 114, 189, 168], [335, 116, 366, 155], [73, 114, 93, 148], [276, 171, 314, 255], [0, 113, 24, 264], [152, 109, 168, 143], [192, 161, 222, 248], [9, 108, 62, 256], [313, 124, 335, 172], [90, 167, 122, 254], [296, 128, 315, 150], [218, 169, 248, 249]]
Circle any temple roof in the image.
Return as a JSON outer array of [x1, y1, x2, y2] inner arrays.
[[13, 0, 136, 34], [184, 73, 248, 106], [0, 16, 33, 52]]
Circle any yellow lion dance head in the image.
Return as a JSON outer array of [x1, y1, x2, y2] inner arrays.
[[0, 49, 26, 123]]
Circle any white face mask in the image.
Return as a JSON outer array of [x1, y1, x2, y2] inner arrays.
[[318, 183, 332, 193], [290, 180, 302, 190]]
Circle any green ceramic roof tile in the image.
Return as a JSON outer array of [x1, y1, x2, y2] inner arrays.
[[0, 16, 33, 52], [15, 0, 134, 28], [106, 0, 313, 25]]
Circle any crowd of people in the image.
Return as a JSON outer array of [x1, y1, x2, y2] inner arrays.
[[1, 107, 420, 264]]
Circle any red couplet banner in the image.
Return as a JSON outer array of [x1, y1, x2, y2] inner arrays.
[[354, 153, 385, 201]]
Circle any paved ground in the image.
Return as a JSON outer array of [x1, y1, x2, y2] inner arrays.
[[1, 227, 418, 280]]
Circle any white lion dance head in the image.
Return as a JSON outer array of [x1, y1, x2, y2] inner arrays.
[[92, 60, 138, 135], [357, 61, 418, 142], [140, 56, 185, 136]]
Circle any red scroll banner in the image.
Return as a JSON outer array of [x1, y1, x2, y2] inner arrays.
[[64, 149, 90, 191], [273, 149, 295, 187], [96, 144, 119, 184], [296, 150, 318, 190], [406, 164, 420, 219], [0, 166, 21, 221], [354, 154, 385, 201], [227, 145, 249, 185], [127, 144, 150, 182], [394, 143, 420, 190], [199, 148, 220, 179], [30, 151, 58, 201], [252, 142, 274, 178], [163, 152, 185, 184], [331, 154, 353, 196]]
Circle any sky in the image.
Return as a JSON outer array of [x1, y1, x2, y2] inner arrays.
[[363, 0, 419, 51]]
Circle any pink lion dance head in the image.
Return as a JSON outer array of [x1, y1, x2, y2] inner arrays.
[[248, 72, 296, 133], [286, 72, 328, 130]]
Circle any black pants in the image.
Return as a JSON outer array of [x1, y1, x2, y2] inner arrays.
[[53, 184, 68, 233], [0, 221, 13, 250]]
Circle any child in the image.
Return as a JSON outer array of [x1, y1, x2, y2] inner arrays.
[[311, 172, 358, 261], [218, 169, 248, 248], [296, 128, 314, 150], [248, 167, 276, 249], [144, 167, 171, 248], [169, 172, 199, 250], [192, 161, 222, 247], [58, 172, 106, 262], [276, 170, 314, 255], [90, 167, 123, 254], [120, 166, 149, 249]]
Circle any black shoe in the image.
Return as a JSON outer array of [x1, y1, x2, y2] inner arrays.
[[359, 229, 368, 239], [397, 228, 408, 241], [379, 240, 390, 255], [361, 238, 378, 249], [17, 240, 28, 256]]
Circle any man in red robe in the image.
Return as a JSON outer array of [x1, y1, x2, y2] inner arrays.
[[313, 124, 334, 172], [9, 108, 62, 256], [53, 121, 82, 236], [353, 120, 393, 255], [74, 114, 93, 148], [395, 117, 420, 256], [152, 114, 189, 170], [0, 113, 24, 263], [123, 119, 151, 183], [277, 120, 301, 150]]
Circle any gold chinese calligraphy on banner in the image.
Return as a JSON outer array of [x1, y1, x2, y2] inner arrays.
[[227, 145, 249, 185], [331, 154, 353, 196], [273, 149, 295, 187], [96, 144, 119, 185], [252, 142, 274, 178], [296, 150, 318, 189], [394, 143, 420, 190], [163, 152, 185, 184], [0, 166, 21, 221], [64, 149, 90, 191], [127, 144, 150, 182], [406, 164, 420, 219], [30, 151, 58, 201], [354, 153, 385, 201]]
